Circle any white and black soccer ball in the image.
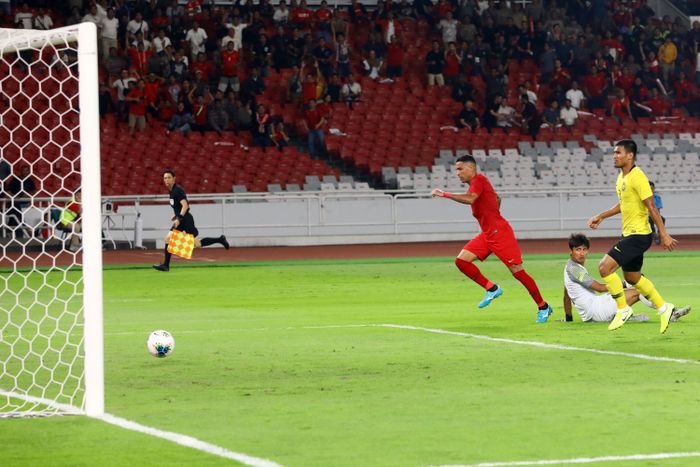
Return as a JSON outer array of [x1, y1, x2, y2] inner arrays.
[[147, 330, 175, 358]]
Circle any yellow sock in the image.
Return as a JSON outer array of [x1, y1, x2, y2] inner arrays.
[[602, 273, 627, 310], [631, 276, 665, 309]]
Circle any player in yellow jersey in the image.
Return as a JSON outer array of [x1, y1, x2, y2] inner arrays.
[[587, 139, 682, 333]]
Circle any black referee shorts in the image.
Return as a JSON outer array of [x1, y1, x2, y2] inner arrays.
[[607, 234, 653, 273], [171, 214, 199, 237]]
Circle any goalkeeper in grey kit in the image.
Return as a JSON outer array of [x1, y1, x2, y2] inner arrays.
[[153, 169, 229, 271]]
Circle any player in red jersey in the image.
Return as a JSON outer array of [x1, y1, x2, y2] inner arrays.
[[432, 155, 553, 322]]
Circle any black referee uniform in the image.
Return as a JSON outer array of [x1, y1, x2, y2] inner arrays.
[[153, 183, 229, 271]]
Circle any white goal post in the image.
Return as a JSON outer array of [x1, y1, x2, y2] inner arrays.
[[0, 23, 103, 417]]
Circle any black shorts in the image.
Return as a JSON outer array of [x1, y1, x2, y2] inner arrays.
[[171, 214, 199, 237], [607, 234, 653, 272]]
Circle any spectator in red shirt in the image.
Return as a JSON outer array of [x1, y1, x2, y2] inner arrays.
[[218, 41, 241, 93], [271, 122, 290, 151], [583, 66, 608, 110], [127, 42, 152, 77], [143, 73, 163, 120], [126, 79, 147, 135], [188, 91, 208, 134], [444, 42, 461, 86], [190, 52, 213, 83], [551, 59, 572, 89], [301, 61, 321, 105], [386, 36, 404, 78], [303, 99, 326, 156], [348, 0, 368, 24], [673, 71, 695, 109], [291, 0, 313, 32], [610, 88, 633, 122], [314, 0, 333, 42], [643, 88, 670, 117], [616, 67, 635, 97]]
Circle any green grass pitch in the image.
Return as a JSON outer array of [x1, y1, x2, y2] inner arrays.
[[1, 252, 699, 466]]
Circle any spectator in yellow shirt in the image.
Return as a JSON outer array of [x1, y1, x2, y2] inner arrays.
[[658, 38, 677, 84]]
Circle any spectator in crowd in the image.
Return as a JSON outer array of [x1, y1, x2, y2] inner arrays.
[[519, 94, 541, 138], [673, 71, 695, 112], [152, 29, 172, 55], [34, 7, 53, 31], [126, 12, 149, 49], [167, 101, 192, 135], [363, 49, 384, 80], [564, 81, 584, 111], [610, 88, 633, 122], [658, 37, 677, 85], [6, 165, 36, 238], [457, 99, 480, 131], [287, 65, 303, 105], [304, 99, 326, 156], [274, 0, 290, 25], [252, 104, 271, 147], [112, 69, 136, 121], [542, 100, 561, 128], [452, 74, 474, 103], [218, 41, 241, 94], [335, 33, 352, 78], [185, 21, 208, 62], [386, 35, 404, 78], [444, 42, 461, 86], [644, 87, 670, 118], [126, 79, 147, 135], [241, 67, 266, 106], [208, 91, 229, 136], [341, 74, 362, 108], [438, 11, 459, 46], [270, 122, 290, 151], [426, 40, 445, 86], [99, 8, 119, 60], [14, 2, 33, 29], [560, 99, 579, 128]]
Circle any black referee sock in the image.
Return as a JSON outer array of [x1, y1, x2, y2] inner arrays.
[[200, 237, 219, 247], [163, 246, 172, 267]]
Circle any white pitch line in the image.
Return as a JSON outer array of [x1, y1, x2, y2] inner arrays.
[[435, 451, 700, 466], [379, 324, 700, 366], [105, 323, 700, 366], [1, 390, 283, 466], [98, 413, 284, 467]]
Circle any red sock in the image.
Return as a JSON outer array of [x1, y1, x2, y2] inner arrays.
[[455, 258, 494, 290], [512, 269, 545, 307]]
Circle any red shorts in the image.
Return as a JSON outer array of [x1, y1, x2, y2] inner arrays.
[[464, 223, 523, 266]]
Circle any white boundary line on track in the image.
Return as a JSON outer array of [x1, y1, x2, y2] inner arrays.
[[435, 451, 700, 466]]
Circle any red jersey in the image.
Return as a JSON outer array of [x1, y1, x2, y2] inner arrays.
[[221, 49, 240, 76], [444, 52, 460, 77], [315, 8, 332, 22], [674, 80, 694, 104], [467, 174, 508, 234], [291, 8, 313, 27], [193, 103, 207, 124], [617, 74, 634, 96], [191, 60, 213, 81], [127, 88, 146, 116], [584, 73, 606, 97], [645, 97, 668, 116], [143, 81, 160, 105], [387, 43, 404, 66], [128, 47, 152, 75], [305, 108, 324, 128], [302, 80, 317, 103]]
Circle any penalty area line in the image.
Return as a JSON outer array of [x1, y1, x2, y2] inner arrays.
[[98, 413, 284, 467], [434, 451, 700, 466]]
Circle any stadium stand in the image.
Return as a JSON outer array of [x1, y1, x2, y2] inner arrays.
[[3, 0, 700, 195]]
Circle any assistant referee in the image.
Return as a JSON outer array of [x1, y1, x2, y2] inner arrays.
[[153, 169, 229, 271]]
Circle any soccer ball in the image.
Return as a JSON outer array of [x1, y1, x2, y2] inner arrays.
[[147, 330, 175, 358]]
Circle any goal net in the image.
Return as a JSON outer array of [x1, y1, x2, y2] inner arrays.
[[0, 23, 103, 417]]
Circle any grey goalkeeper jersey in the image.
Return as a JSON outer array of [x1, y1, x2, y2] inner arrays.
[[563, 259, 603, 322]]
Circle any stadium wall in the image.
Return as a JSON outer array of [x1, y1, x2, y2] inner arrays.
[[104, 189, 700, 247]]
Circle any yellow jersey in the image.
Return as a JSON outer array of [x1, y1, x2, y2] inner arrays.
[[615, 166, 653, 236]]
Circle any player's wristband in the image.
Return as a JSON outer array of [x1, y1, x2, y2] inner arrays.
[[441, 192, 453, 198]]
